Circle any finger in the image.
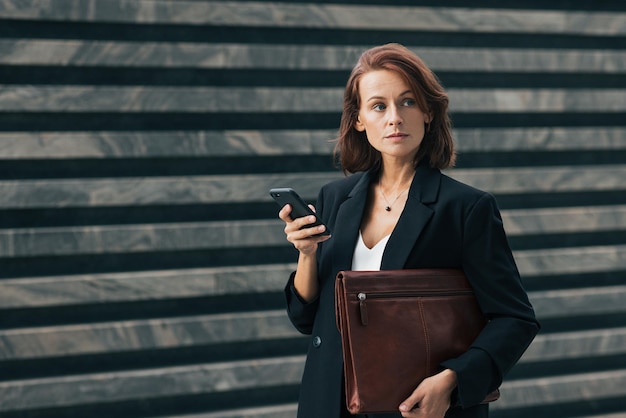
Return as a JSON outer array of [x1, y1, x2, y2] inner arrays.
[[283, 214, 317, 233], [289, 228, 331, 254], [399, 389, 424, 414], [287, 221, 327, 241], [307, 223, 328, 237], [278, 204, 293, 221], [400, 406, 423, 418]]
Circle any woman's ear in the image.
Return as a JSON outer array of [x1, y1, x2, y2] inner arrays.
[[354, 118, 365, 132]]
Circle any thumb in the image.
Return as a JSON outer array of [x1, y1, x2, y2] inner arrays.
[[399, 388, 424, 413]]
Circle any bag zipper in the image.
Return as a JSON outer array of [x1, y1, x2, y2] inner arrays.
[[356, 290, 473, 326]]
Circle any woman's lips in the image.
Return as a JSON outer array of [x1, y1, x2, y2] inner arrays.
[[386, 133, 407, 139]]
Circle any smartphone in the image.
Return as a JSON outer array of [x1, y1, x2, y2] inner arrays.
[[269, 188, 330, 236]]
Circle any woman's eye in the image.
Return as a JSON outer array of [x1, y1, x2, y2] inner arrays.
[[372, 103, 386, 111], [402, 98, 416, 106]]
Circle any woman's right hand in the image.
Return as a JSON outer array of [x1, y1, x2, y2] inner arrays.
[[279, 204, 331, 255]]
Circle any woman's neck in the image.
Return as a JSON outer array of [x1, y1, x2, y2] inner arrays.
[[378, 164, 416, 192]]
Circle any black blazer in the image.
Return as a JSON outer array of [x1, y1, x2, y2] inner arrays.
[[285, 164, 540, 418]]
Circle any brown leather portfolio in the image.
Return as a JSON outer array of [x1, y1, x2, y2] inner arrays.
[[335, 269, 499, 414]]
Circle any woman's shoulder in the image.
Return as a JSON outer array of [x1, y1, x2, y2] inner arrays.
[[320, 171, 367, 196], [315, 171, 368, 211], [439, 170, 496, 206]]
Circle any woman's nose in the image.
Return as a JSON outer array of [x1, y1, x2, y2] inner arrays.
[[388, 106, 403, 126]]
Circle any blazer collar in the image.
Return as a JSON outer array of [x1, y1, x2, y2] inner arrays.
[[330, 171, 372, 272], [381, 163, 440, 269], [332, 163, 442, 271]]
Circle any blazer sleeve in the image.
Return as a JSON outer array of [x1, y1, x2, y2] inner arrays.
[[441, 192, 540, 407], [284, 272, 320, 335], [283, 188, 328, 335]]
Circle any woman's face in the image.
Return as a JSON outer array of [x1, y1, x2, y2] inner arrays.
[[355, 69, 430, 165]]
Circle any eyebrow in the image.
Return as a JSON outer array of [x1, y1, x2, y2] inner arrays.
[[366, 90, 413, 102]]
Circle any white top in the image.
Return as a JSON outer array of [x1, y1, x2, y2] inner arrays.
[[351, 231, 391, 271]]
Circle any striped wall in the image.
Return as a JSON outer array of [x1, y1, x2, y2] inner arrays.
[[0, 1, 625, 417]]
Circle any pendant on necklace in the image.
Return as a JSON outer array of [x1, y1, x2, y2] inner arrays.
[[385, 206, 391, 212]]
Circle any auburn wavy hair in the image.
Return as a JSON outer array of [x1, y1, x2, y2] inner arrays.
[[334, 43, 455, 173]]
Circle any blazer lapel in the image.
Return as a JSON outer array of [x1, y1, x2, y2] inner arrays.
[[380, 164, 441, 270], [329, 171, 373, 272]]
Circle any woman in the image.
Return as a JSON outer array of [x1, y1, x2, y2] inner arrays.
[[279, 43, 539, 418]]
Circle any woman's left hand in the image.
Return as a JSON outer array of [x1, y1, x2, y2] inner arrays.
[[398, 369, 457, 417]]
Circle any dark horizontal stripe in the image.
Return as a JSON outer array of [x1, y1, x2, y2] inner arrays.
[[0, 112, 342, 131], [508, 230, 626, 251], [454, 150, 626, 168], [2, 66, 625, 88], [509, 353, 626, 380], [0, 202, 285, 228], [0, 291, 285, 330], [228, 0, 626, 11], [522, 270, 626, 292], [0, 155, 338, 179], [0, 112, 624, 131], [539, 312, 626, 334], [0, 246, 298, 279], [0, 67, 351, 88], [0, 337, 307, 381], [439, 72, 626, 89], [494, 191, 626, 210], [0, 385, 299, 418], [1, 20, 625, 49], [492, 396, 626, 418], [0, 150, 623, 180]]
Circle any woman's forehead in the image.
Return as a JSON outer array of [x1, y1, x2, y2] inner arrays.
[[358, 70, 411, 96]]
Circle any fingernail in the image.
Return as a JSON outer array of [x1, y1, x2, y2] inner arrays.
[[399, 404, 408, 412], [318, 225, 326, 232]]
